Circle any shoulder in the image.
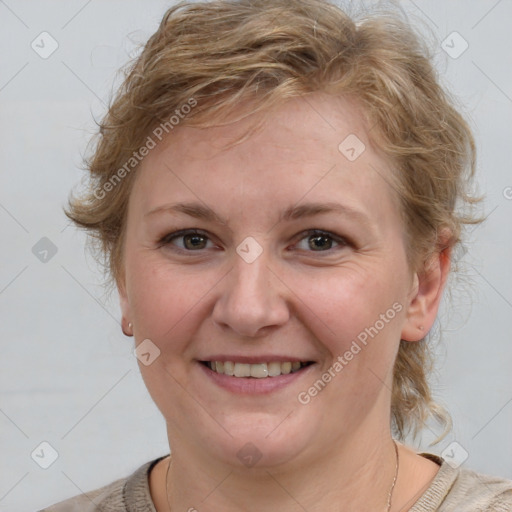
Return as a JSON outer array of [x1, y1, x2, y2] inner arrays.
[[447, 465, 512, 511], [38, 456, 167, 512], [38, 477, 126, 512], [411, 453, 512, 512]]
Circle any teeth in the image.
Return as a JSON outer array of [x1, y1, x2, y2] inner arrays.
[[234, 362, 251, 377], [223, 361, 234, 376], [207, 361, 308, 378], [268, 361, 281, 377], [281, 362, 292, 375], [250, 363, 268, 378]]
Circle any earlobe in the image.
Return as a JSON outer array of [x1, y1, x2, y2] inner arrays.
[[401, 245, 451, 342]]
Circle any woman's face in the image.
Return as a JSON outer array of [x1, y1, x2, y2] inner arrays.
[[119, 93, 424, 468]]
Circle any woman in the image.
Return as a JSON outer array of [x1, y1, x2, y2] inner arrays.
[[41, 0, 512, 510]]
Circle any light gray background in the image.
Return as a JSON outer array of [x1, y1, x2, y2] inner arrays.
[[0, 1, 511, 511]]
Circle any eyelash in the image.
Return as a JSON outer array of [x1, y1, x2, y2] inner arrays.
[[158, 228, 351, 255]]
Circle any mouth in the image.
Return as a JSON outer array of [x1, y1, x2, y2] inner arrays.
[[200, 360, 314, 378]]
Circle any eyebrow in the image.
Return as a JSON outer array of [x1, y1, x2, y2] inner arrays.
[[145, 201, 373, 229]]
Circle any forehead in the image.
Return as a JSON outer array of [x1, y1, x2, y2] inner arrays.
[[131, 93, 401, 227], [147, 94, 371, 165]]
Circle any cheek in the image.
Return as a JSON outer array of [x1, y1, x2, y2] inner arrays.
[[292, 268, 406, 413], [290, 265, 404, 355], [126, 253, 216, 344]]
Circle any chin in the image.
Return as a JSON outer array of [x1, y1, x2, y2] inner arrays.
[[209, 412, 316, 470]]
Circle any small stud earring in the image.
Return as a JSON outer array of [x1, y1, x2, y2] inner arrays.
[[419, 325, 424, 331]]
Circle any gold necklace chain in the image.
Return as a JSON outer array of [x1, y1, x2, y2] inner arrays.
[[386, 440, 400, 511], [165, 440, 399, 512]]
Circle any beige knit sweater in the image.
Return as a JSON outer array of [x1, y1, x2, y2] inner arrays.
[[39, 453, 512, 511]]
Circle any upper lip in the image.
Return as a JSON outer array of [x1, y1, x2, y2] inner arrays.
[[198, 355, 315, 364]]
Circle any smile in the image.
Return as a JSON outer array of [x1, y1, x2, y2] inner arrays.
[[202, 360, 313, 378]]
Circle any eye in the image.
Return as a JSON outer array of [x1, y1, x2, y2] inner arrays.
[[159, 229, 215, 251], [158, 228, 350, 254], [293, 229, 348, 252]]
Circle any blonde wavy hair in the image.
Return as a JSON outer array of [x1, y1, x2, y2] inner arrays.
[[65, 0, 482, 442]]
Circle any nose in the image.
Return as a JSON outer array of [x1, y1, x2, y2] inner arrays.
[[211, 253, 290, 338]]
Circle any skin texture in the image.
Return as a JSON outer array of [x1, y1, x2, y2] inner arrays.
[[119, 93, 449, 511]]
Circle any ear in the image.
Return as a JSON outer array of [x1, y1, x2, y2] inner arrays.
[[401, 239, 452, 342], [117, 274, 132, 334]]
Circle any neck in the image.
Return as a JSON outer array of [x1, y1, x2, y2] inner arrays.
[[164, 424, 399, 512]]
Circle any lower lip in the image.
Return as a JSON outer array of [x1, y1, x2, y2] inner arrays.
[[197, 362, 315, 394]]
